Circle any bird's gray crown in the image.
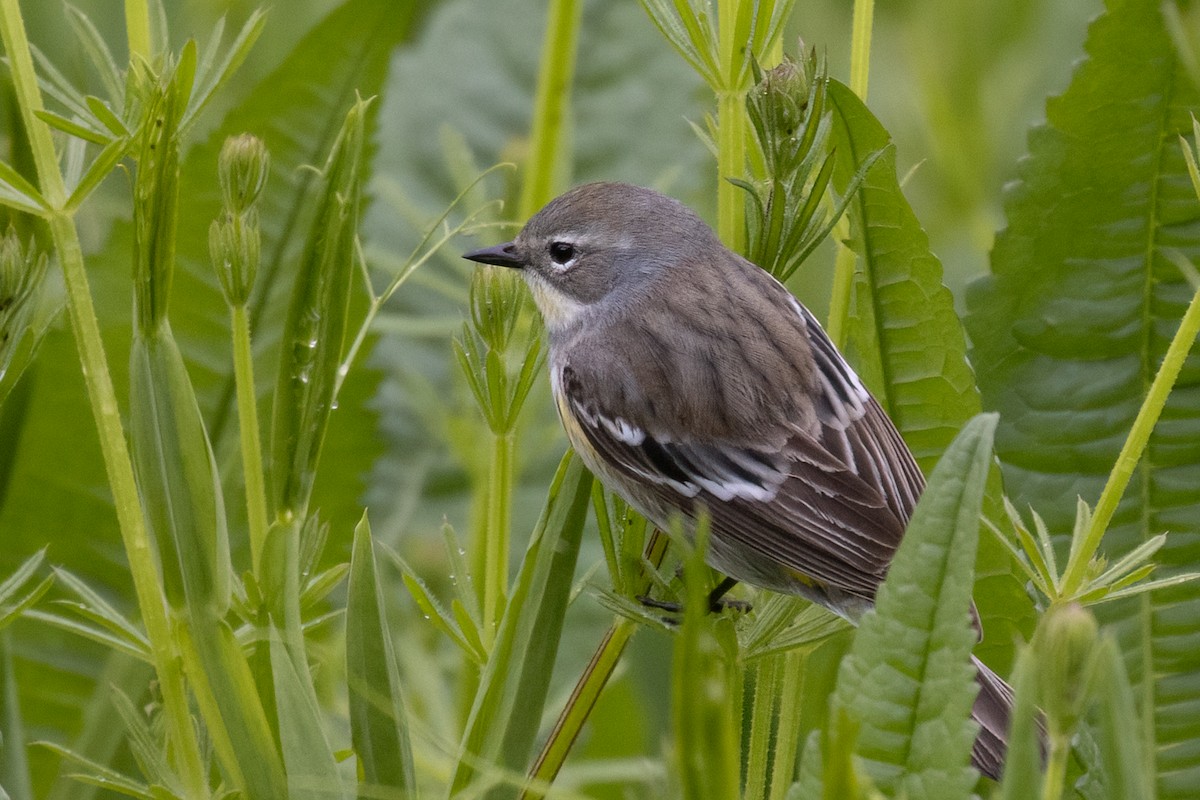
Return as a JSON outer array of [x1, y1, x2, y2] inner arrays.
[[494, 183, 723, 332]]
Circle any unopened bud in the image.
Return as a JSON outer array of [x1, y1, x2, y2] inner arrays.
[[1034, 602, 1099, 733], [209, 210, 261, 307], [0, 227, 47, 358], [752, 57, 808, 137], [0, 229, 23, 309], [218, 134, 270, 214]]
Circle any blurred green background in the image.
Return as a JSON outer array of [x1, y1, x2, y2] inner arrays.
[[1, 0, 1100, 795]]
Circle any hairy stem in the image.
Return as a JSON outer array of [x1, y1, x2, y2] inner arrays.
[[232, 304, 269, 572]]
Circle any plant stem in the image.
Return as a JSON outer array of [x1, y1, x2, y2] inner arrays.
[[124, 0, 151, 59], [231, 304, 269, 572], [717, 88, 749, 253], [1062, 282, 1200, 596], [483, 431, 514, 647], [520, 531, 669, 796], [768, 650, 806, 800], [849, 0, 874, 99], [0, 4, 204, 793], [743, 655, 781, 800], [521, 619, 638, 798], [827, 0, 875, 347], [716, 0, 748, 252], [53, 201, 208, 800], [1040, 729, 1070, 800], [518, 0, 583, 220]]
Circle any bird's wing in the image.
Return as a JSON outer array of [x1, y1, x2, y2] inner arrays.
[[559, 304, 925, 600]]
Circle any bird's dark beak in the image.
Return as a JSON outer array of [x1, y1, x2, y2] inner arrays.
[[462, 241, 524, 269]]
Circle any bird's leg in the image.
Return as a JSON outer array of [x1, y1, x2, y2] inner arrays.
[[706, 576, 751, 613], [637, 575, 751, 616]]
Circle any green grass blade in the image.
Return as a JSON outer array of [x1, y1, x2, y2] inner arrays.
[[346, 513, 417, 799], [449, 452, 593, 797], [268, 98, 368, 522], [965, 2, 1200, 794]]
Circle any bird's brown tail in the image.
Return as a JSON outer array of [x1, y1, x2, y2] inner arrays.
[[970, 655, 1015, 781]]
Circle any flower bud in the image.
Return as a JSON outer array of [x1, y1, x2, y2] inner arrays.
[[0, 229, 23, 310], [0, 227, 47, 370], [209, 210, 261, 307], [218, 134, 270, 214], [1033, 602, 1099, 733], [753, 57, 808, 138]]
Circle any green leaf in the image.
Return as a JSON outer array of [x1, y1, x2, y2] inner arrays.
[[129, 332, 231, 614], [270, 637, 348, 800], [1, 631, 32, 800], [268, 96, 367, 522], [1089, 636, 1155, 800], [449, 452, 592, 796], [829, 413, 996, 795], [965, 1, 1200, 795], [346, 513, 417, 798], [0, 549, 47, 630], [998, 648, 1042, 800], [827, 78, 1033, 675]]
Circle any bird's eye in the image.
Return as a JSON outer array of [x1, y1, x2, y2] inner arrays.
[[548, 241, 576, 265]]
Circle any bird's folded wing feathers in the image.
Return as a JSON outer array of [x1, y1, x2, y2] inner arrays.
[[563, 385, 919, 600]]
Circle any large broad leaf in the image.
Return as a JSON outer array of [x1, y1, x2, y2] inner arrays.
[[0, 0, 427, 792], [828, 80, 1032, 672], [965, 0, 1200, 795]]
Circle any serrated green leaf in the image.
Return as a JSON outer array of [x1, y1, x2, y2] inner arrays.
[[965, 2, 1200, 794], [830, 413, 996, 795], [827, 78, 1033, 675], [346, 513, 417, 798]]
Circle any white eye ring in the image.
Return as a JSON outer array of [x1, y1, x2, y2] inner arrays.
[[548, 241, 577, 269]]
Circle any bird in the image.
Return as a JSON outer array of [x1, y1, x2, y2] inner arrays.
[[463, 181, 1013, 780]]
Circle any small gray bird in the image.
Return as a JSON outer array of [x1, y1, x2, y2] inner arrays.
[[464, 181, 1013, 780]]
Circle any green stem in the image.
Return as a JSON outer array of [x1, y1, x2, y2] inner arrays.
[[717, 89, 749, 253], [743, 655, 781, 800], [827, 237, 855, 348], [231, 304, 269, 572], [848, 0, 874, 99], [520, 531, 669, 797], [1062, 282, 1200, 596], [768, 650, 806, 800], [518, 0, 583, 220], [0, 4, 204, 793], [520, 619, 638, 799], [1040, 729, 1070, 800], [124, 0, 151, 59], [715, 0, 749, 253], [827, 0, 875, 347], [483, 431, 514, 647]]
